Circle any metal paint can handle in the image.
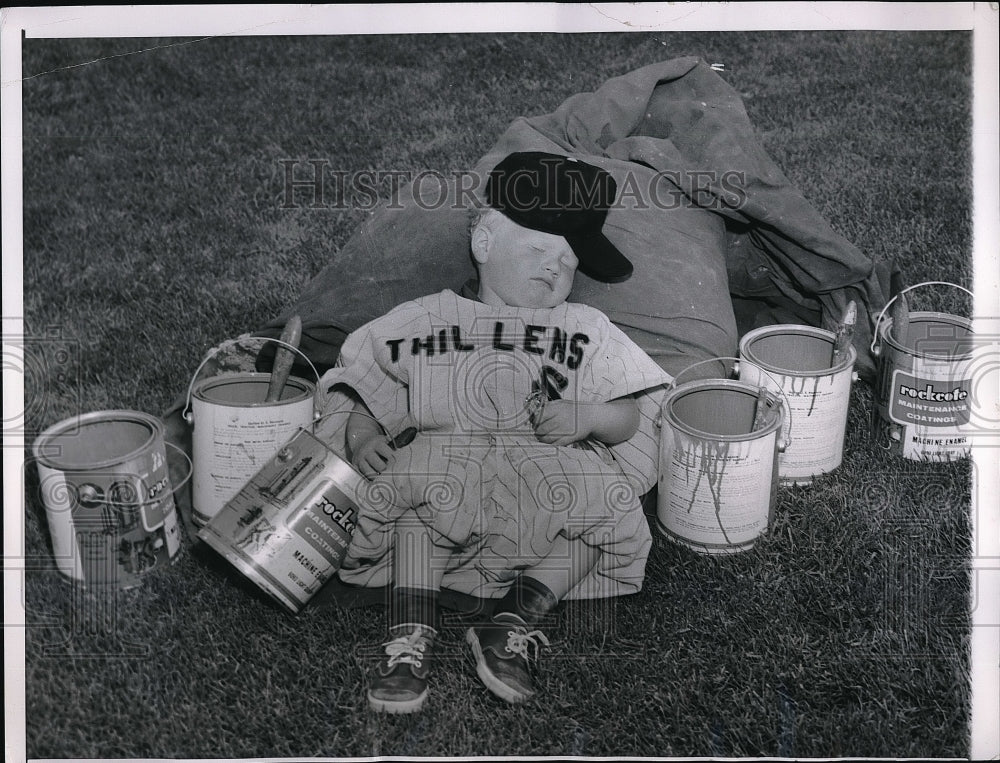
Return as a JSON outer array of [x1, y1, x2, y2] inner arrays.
[[181, 338, 322, 424], [308, 408, 416, 450], [869, 281, 974, 355]]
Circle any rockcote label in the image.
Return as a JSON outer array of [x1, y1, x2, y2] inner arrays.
[[889, 370, 971, 427]]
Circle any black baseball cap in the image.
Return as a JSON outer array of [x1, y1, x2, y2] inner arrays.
[[485, 151, 633, 283]]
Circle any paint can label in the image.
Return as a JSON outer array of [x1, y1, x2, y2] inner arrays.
[[191, 375, 315, 526], [888, 365, 972, 460], [874, 314, 974, 461], [68, 461, 182, 586], [198, 428, 363, 614], [33, 411, 184, 588]]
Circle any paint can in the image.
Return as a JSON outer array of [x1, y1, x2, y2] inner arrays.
[[197, 427, 366, 615], [656, 360, 789, 555], [32, 409, 187, 588], [738, 325, 857, 485], [871, 282, 975, 461], [183, 339, 321, 527]]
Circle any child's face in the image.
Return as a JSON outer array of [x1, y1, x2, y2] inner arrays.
[[476, 213, 579, 309]]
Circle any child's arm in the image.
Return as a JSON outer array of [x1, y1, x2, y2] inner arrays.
[[532, 396, 639, 446], [345, 398, 396, 478]]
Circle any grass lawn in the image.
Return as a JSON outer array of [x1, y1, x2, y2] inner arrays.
[[17, 30, 975, 758]]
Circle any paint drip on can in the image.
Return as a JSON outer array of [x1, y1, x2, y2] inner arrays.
[[656, 378, 786, 554], [739, 325, 857, 485]]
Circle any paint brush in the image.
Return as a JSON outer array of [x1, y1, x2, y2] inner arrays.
[[891, 290, 910, 348], [266, 315, 302, 403], [389, 426, 418, 450], [887, 265, 910, 346], [889, 262, 905, 302], [752, 387, 770, 431], [831, 300, 857, 367]]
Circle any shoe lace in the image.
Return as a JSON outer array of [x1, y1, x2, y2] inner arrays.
[[504, 625, 550, 662], [382, 630, 429, 669]]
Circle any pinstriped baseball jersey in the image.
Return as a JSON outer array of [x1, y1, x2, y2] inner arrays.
[[321, 289, 673, 599]]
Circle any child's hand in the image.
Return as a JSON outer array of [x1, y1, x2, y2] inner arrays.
[[350, 435, 396, 479], [532, 399, 592, 446]]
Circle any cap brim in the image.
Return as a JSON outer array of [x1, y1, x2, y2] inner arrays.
[[565, 231, 633, 283]]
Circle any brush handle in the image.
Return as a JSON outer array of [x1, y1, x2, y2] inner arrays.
[[890, 291, 910, 346], [889, 266, 905, 302], [265, 315, 303, 402], [869, 281, 973, 354], [751, 386, 771, 431], [390, 426, 418, 450], [831, 300, 857, 366]]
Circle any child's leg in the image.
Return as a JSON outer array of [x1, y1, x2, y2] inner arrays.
[[518, 532, 601, 603], [368, 517, 450, 714], [467, 533, 600, 704], [365, 433, 484, 713]]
